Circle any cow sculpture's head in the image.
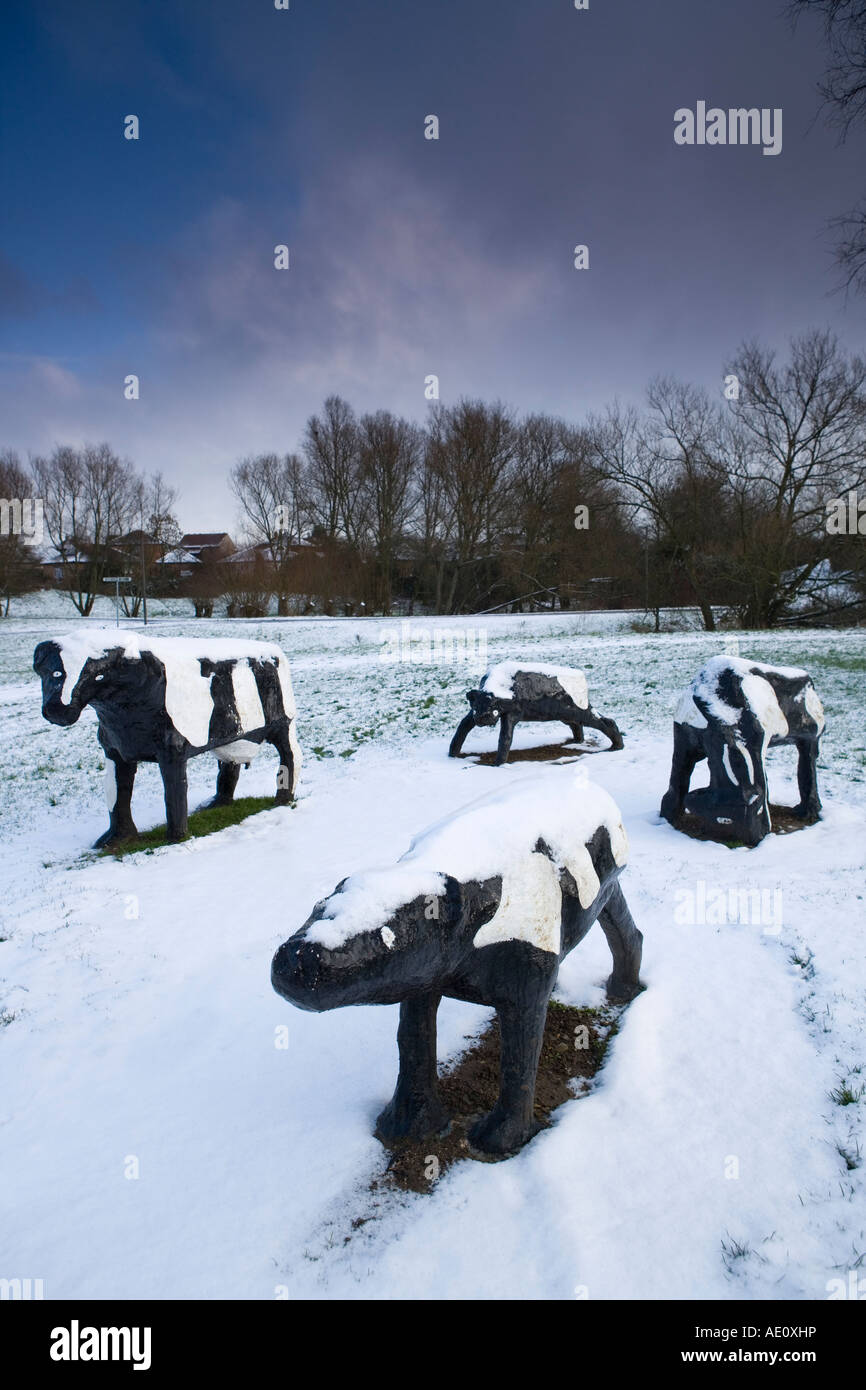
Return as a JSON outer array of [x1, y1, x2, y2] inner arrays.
[[33, 640, 121, 726], [466, 688, 502, 726], [272, 874, 500, 1012]]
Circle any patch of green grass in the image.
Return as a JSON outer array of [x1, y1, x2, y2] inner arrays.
[[830, 1081, 865, 1107], [100, 796, 284, 858], [810, 654, 866, 673]]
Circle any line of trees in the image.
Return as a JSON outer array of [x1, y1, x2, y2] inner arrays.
[[227, 396, 637, 618], [3, 330, 865, 628], [1, 443, 182, 617]]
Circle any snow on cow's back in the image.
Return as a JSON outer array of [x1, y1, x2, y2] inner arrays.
[[675, 654, 820, 738], [306, 772, 628, 951], [53, 629, 297, 747], [481, 660, 589, 709]]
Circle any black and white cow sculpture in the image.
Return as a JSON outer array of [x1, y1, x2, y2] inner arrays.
[[449, 661, 624, 765], [34, 631, 301, 847], [660, 655, 825, 847], [272, 775, 644, 1157]]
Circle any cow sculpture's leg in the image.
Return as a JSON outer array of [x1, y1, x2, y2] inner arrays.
[[93, 754, 138, 849], [494, 713, 518, 765], [159, 755, 189, 842], [598, 883, 645, 1002], [581, 708, 624, 751], [568, 722, 585, 744], [212, 760, 241, 806], [448, 712, 477, 757], [375, 991, 451, 1142], [469, 970, 555, 1156], [660, 724, 702, 823], [269, 719, 297, 804], [731, 725, 771, 846], [794, 738, 821, 822]]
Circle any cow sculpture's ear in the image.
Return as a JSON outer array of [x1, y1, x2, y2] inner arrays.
[[443, 873, 502, 931]]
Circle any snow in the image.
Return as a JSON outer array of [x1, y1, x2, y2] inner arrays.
[[804, 683, 826, 731], [305, 773, 627, 955], [740, 673, 789, 740], [472, 851, 563, 954], [104, 761, 117, 811], [676, 654, 822, 737], [482, 660, 590, 710], [1, 610, 865, 1300]]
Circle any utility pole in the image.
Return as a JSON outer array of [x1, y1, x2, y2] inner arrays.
[[103, 576, 131, 627], [140, 530, 148, 626]]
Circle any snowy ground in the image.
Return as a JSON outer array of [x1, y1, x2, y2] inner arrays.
[[1, 603, 865, 1300]]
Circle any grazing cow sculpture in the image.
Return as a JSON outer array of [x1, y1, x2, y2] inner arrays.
[[449, 661, 624, 765], [272, 774, 644, 1157], [34, 631, 301, 846], [660, 655, 825, 847]]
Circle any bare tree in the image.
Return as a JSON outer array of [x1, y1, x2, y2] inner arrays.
[[425, 399, 517, 612], [408, 435, 452, 614], [502, 415, 627, 611], [32, 443, 141, 615], [507, 414, 568, 603], [116, 472, 182, 618], [302, 396, 367, 545], [357, 411, 421, 613], [723, 329, 866, 625], [221, 553, 272, 618], [0, 450, 41, 615], [230, 452, 305, 614], [790, 0, 866, 291], [589, 382, 729, 631]]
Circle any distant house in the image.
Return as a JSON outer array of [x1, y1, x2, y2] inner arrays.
[[179, 533, 236, 562], [154, 533, 237, 582], [224, 539, 321, 568], [224, 541, 273, 567], [155, 547, 202, 579], [37, 544, 90, 585], [115, 531, 163, 567]]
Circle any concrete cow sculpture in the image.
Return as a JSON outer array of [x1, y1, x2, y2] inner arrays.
[[272, 774, 644, 1157], [34, 631, 301, 847], [660, 654, 825, 847], [449, 661, 624, 765]]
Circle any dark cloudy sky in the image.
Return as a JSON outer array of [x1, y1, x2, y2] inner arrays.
[[1, 0, 864, 530]]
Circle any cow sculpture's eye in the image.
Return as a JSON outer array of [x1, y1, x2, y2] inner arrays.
[[95, 674, 104, 681], [52, 671, 62, 678]]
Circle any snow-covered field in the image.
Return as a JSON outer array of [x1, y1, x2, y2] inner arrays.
[[1, 602, 865, 1300]]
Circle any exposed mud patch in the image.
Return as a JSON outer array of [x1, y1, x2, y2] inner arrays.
[[456, 740, 596, 765], [673, 802, 816, 846], [374, 999, 619, 1194], [766, 803, 820, 835]]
